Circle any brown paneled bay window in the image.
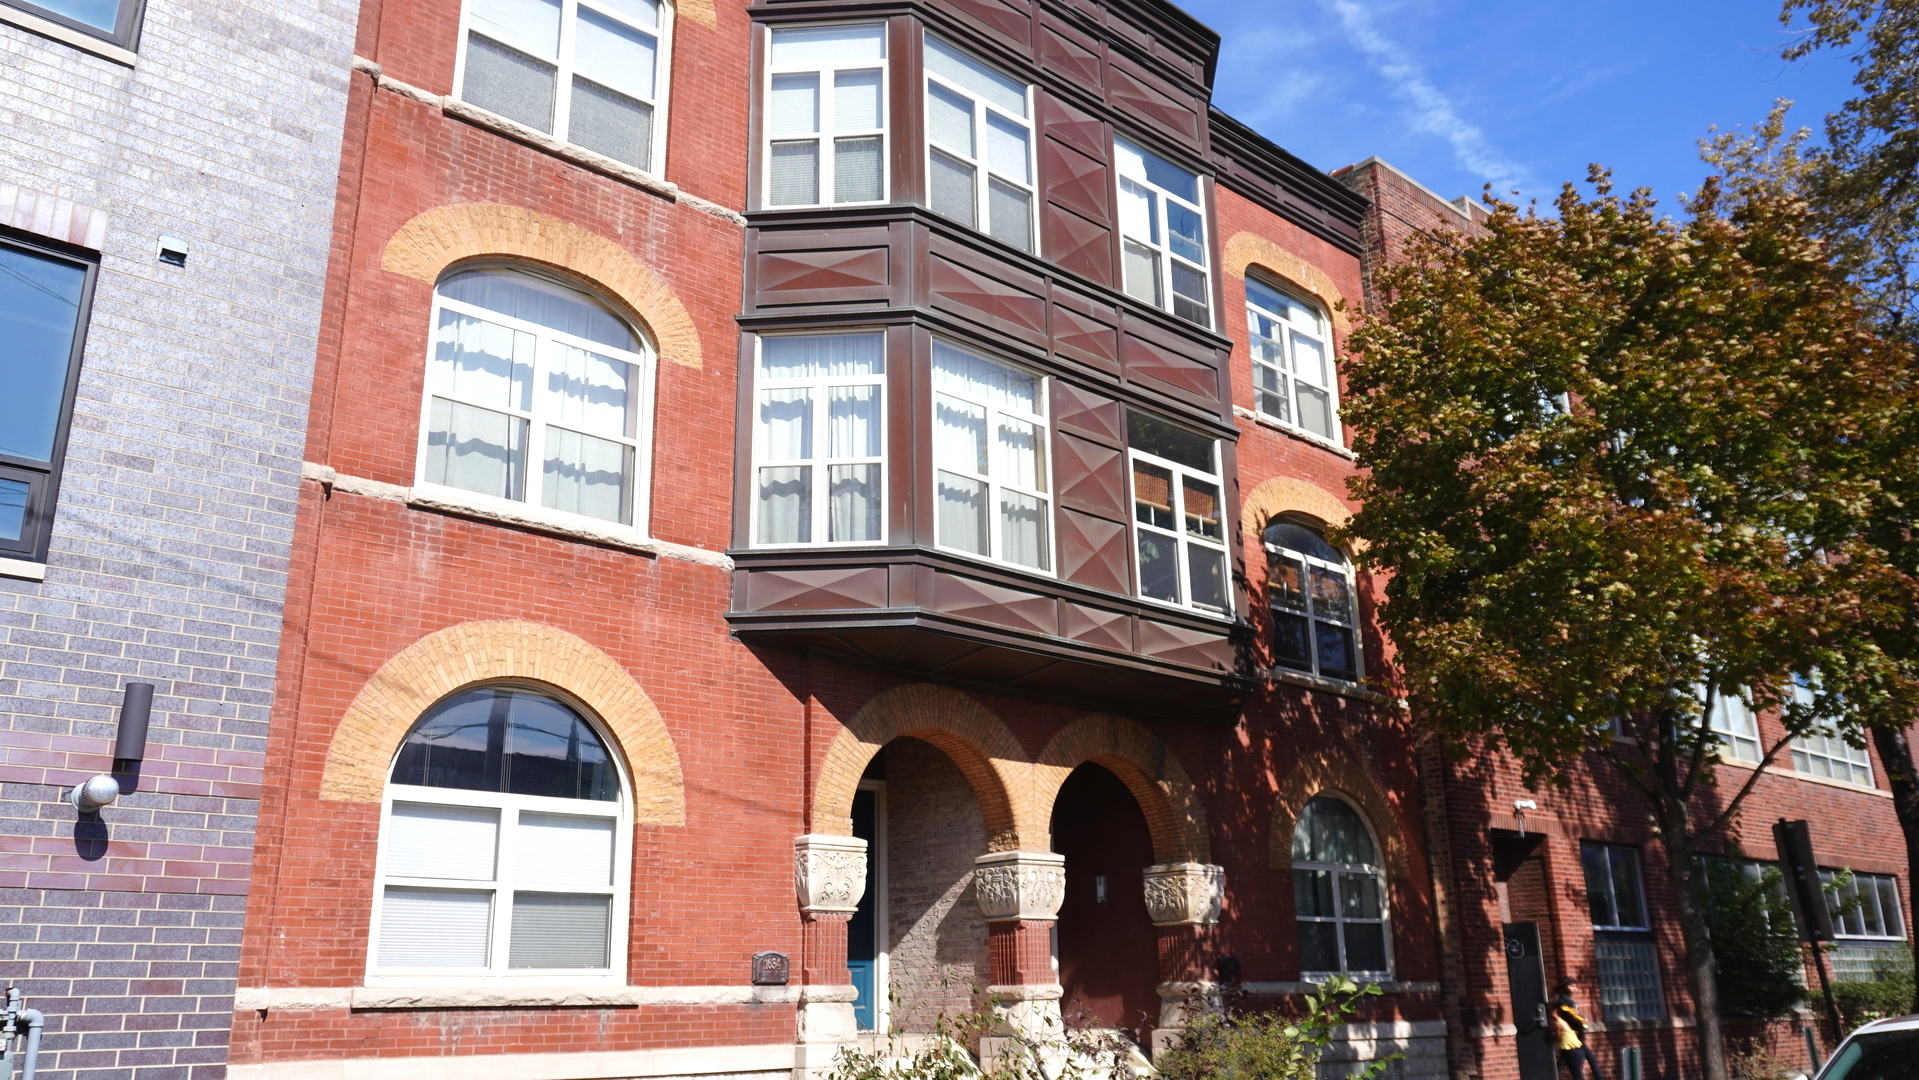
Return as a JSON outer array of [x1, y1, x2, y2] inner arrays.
[[924, 33, 1036, 253], [764, 24, 888, 207]]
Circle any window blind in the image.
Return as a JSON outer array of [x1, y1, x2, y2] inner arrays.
[[387, 803, 500, 880], [516, 812, 616, 886], [379, 887, 493, 968], [509, 892, 611, 968]]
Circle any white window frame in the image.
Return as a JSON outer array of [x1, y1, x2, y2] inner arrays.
[[1293, 796, 1393, 980], [762, 22, 889, 209], [1582, 842, 1652, 932], [749, 331, 888, 548], [1263, 524, 1362, 683], [1792, 728, 1874, 787], [922, 33, 1037, 253], [1246, 278, 1340, 445], [1821, 869, 1908, 941], [1115, 135, 1211, 328], [1127, 414, 1229, 616], [1703, 689, 1760, 764], [413, 270, 657, 534], [453, 0, 673, 176], [367, 776, 631, 986], [930, 340, 1053, 573]]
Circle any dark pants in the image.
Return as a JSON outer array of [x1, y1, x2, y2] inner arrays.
[[1561, 1046, 1602, 1080]]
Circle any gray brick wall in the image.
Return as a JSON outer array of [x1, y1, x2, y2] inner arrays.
[[883, 738, 992, 1029], [0, 0, 356, 1074]]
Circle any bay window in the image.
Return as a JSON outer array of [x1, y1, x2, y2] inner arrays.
[[458, 0, 669, 172], [765, 24, 887, 207], [1246, 278, 1338, 443], [1128, 411, 1227, 613], [924, 34, 1035, 253], [932, 341, 1050, 570], [1263, 519, 1359, 682], [1116, 137, 1209, 327], [753, 332, 886, 546]]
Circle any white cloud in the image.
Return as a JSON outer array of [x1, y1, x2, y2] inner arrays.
[[1319, 0, 1533, 192]]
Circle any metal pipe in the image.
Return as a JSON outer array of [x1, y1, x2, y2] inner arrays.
[[114, 682, 154, 762], [19, 1009, 41, 1080]]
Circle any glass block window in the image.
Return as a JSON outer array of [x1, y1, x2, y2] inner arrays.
[[752, 332, 886, 547], [1820, 870, 1907, 940], [1116, 136, 1210, 327], [924, 34, 1035, 253], [932, 341, 1051, 570], [1263, 519, 1359, 682], [1594, 939, 1666, 1022], [417, 268, 653, 530], [1128, 411, 1228, 614], [1246, 278, 1338, 444], [1829, 944, 1909, 984], [1292, 795, 1391, 978], [458, 0, 669, 172], [373, 687, 628, 981], [765, 24, 887, 207]]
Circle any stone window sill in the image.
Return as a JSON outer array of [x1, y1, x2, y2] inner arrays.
[[235, 984, 805, 1011], [0, 555, 47, 581], [1233, 406, 1357, 460], [1259, 666, 1390, 703], [1716, 755, 1889, 798]]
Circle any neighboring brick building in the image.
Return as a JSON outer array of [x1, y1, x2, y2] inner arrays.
[[0, 0, 358, 1076], [226, 0, 1452, 1078], [1335, 156, 1918, 1080]]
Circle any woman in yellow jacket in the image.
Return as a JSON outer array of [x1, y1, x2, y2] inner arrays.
[[1551, 980, 1604, 1080]]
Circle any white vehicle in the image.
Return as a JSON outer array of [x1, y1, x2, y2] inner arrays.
[[1809, 1014, 1919, 1080]]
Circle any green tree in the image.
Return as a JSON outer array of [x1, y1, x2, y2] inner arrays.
[[1698, 858, 1807, 1023], [1339, 172, 1919, 1080]]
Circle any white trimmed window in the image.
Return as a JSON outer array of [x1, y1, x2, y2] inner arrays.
[[924, 34, 1035, 253], [1821, 870, 1907, 941], [371, 687, 629, 984], [765, 24, 888, 207], [1116, 137, 1209, 327], [1792, 730, 1873, 786], [753, 333, 886, 546], [1128, 411, 1226, 613], [417, 268, 654, 530], [1704, 689, 1760, 763], [1292, 795, 1390, 978], [1263, 519, 1359, 682], [932, 341, 1050, 570], [1246, 278, 1338, 443], [457, 0, 669, 172]]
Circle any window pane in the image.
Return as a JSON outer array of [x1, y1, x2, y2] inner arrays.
[[1295, 385, 1333, 439], [387, 803, 499, 880], [569, 79, 654, 167], [1265, 522, 1347, 564], [509, 893, 610, 968], [1343, 921, 1388, 973], [464, 33, 558, 132], [1596, 940, 1664, 1021], [440, 269, 635, 351], [1269, 554, 1308, 611], [758, 466, 811, 543], [1128, 412, 1215, 472], [829, 464, 881, 542], [761, 333, 884, 378], [1271, 610, 1312, 671], [1878, 877, 1906, 936], [380, 888, 492, 968], [516, 813, 615, 887], [547, 344, 634, 438], [1117, 179, 1158, 244], [1297, 796, 1374, 864], [432, 309, 535, 411], [1001, 490, 1048, 570], [759, 388, 812, 461], [986, 113, 1030, 183], [542, 426, 632, 523], [425, 398, 528, 500], [769, 73, 821, 135], [1167, 203, 1204, 264], [927, 83, 975, 156], [833, 135, 883, 202], [934, 394, 987, 474], [1291, 331, 1328, 384], [1122, 241, 1161, 307], [0, 478, 27, 542], [933, 342, 1039, 412], [769, 139, 821, 205], [1309, 565, 1351, 622], [1610, 849, 1647, 928], [592, 0, 657, 27], [1581, 843, 1619, 928], [1137, 530, 1179, 603], [31, 0, 123, 32], [771, 23, 884, 65], [1170, 262, 1209, 325], [1182, 476, 1221, 540], [575, 8, 656, 98], [1315, 622, 1357, 681], [1294, 868, 1335, 917], [1187, 544, 1226, 611], [503, 692, 618, 799], [924, 35, 1026, 117], [930, 151, 978, 228], [998, 415, 1042, 490], [1132, 462, 1174, 530], [471, 0, 561, 56], [828, 385, 880, 458], [987, 178, 1031, 252], [0, 245, 85, 464], [1297, 920, 1339, 972], [936, 471, 988, 555], [834, 69, 883, 130], [1115, 137, 1198, 203]]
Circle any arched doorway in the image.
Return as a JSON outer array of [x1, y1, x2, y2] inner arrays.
[[1051, 762, 1159, 1043]]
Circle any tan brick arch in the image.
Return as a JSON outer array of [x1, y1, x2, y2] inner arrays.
[[380, 203, 702, 369], [1241, 475, 1363, 556], [1270, 750, 1410, 878], [811, 684, 1033, 851], [1223, 231, 1354, 342], [1034, 714, 1209, 864], [319, 620, 685, 825]]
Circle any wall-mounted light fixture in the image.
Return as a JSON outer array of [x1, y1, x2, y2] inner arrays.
[[1513, 799, 1537, 838], [67, 682, 154, 813]]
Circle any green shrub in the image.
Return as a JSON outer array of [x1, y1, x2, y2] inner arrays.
[[1699, 859, 1808, 1022], [1831, 946, 1916, 1031], [1153, 977, 1400, 1080]]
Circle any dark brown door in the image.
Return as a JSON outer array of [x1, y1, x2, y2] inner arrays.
[[1052, 763, 1159, 1043]]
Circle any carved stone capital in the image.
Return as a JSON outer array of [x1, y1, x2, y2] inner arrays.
[[974, 850, 1066, 922], [794, 834, 867, 914], [1142, 862, 1224, 926]]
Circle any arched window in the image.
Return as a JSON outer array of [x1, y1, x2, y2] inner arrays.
[[369, 686, 629, 982], [417, 267, 654, 530], [1293, 794, 1390, 978], [1246, 278, 1337, 443], [1263, 518, 1359, 681]]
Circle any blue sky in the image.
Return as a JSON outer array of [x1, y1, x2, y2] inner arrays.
[[1181, 0, 1865, 211]]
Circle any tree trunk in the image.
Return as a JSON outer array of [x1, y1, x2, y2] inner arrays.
[[1656, 791, 1728, 1080], [1869, 724, 1919, 1014]]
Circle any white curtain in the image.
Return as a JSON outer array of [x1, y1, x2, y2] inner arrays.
[[829, 464, 880, 543], [760, 334, 882, 379], [425, 398, 527, 500], [433, 309, 534, 410], [999, 491, 1047, 569], [542, 427, 630, 522], [758, 466, 810, 544]]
